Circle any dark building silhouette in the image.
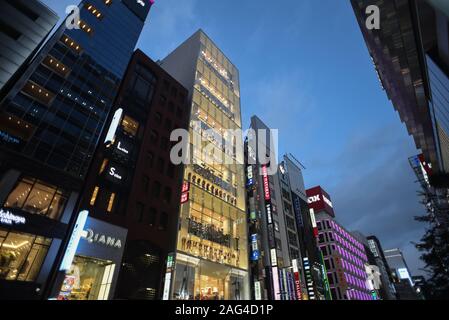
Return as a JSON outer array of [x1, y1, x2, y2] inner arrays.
[[74, 49, 190, 300], [0, 0, 150, 299], [0, 0, 58, 102]]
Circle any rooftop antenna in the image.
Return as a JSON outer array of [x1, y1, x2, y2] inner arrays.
[[288, 153, 306, 170]]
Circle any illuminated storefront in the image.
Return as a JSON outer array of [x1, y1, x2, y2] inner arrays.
[[0, 176, 75, 298], [57, 217, 127, 300], [161, 30, 249, 300]]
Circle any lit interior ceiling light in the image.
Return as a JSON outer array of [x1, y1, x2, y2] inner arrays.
[[2, 241, 30, 249]]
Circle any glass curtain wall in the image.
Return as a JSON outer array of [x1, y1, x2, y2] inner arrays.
[[173, 32, 248, 300]]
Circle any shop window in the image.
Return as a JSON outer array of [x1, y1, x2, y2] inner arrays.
[[0, 230, 51, 282], [90, 186, 100, 206], [58, 256, 115, 300], [172, 256, 248, 300], [121, 115, 139, 137], [4, 177, 68, 220]]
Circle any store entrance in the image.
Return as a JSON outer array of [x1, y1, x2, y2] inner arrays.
[[58, 255, 115, 300], [173, 253, 248, 300], [195, 269, 226, 300]]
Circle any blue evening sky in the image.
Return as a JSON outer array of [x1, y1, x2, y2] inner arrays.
[[42, 0, 427, 276]]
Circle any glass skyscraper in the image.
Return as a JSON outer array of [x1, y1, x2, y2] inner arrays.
[[161, 30, 249, 300], [0, 0, 150, 299]]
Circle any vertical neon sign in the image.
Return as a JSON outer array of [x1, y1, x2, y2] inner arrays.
[[262, 165, 270, 200]]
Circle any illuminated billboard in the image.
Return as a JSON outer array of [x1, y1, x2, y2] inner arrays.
[[306, 186, 335, 217], [262, 165, 270, 200]]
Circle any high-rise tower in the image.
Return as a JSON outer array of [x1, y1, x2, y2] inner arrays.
[[0, 0, 151, 299], [161, 29, 249, 300]]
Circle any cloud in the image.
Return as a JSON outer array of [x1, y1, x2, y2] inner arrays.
[[137, 0, 199, 59], [324, 123, 427, 275], [242, 71, 320, 154]]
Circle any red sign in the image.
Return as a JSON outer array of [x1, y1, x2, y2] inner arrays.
[[418, 154, 433, 176], [306, 186, 335, 217], [262, 165, 270, 201], [294, 272, 302, 300], [182, 181, 190, 193], [181, 192, 189, 204]]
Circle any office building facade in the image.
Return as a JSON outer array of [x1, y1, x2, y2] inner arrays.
[[51, 49, 190, 300], [281, 155, 330, 300], [384, 248, 418, 300], [352, 1, 449, 233], [0, 0, 150, 299], [244, 116, 299, 300], [0, 0, 58, 100], [161, 30, 249, 300], [308, 186, 372, 300], [366, 235, 397, 300], [383, 248, 414, 285], [352, 0, 449, 186], [409, 154, 449, 227]]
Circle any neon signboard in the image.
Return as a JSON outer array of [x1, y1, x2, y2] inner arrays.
[[262, 165, 270, 200], [104, 108, 123, 145], [0, 209, 26, 226], [60, 210, 89, 271], [247, 165, 254, 186], [272, 266, 281, 300], [180, 192, 189, 204], [292, 259, 303, 300], [181, 182, 190, 204], [309, 208, 318, 238]]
